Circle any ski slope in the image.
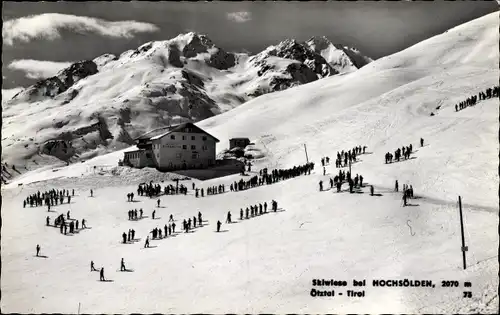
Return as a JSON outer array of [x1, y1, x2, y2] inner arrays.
[[1, 12, 498, 314]]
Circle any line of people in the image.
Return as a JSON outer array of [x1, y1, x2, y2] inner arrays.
[[216, 200, 279, 232], [194, 163, 314, 199], [455, 85, 499, 112]]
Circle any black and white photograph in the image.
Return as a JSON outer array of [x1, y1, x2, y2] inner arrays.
[[1, 1, 499, 313]]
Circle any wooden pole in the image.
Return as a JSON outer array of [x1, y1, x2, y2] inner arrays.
[[458, 196, 467, 270], [78, 302, 81, 314], [304, 144, 309, 163]]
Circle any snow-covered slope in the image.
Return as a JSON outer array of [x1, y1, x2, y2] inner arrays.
[[1, 33, 371, 172], [1, 12, 498, 314]]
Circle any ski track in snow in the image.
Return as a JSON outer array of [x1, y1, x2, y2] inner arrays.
[[1, 12, 499, 314]]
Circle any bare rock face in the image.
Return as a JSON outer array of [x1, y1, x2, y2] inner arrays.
[[207, 47, 236, 70], [182, 33, 236, 70], [12, 60, 98, 101], [271, 39, 337, 77], [270, 63, 319, 91], [40, 140, 76, 161], [183, 34, 211, 58]]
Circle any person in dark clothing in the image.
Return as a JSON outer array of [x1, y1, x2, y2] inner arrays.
[[319, 180, 323, 192], [100, 268, 105, 281], [36, 244, 41, 257], [217, 220, 222, 232], [122, 232, 127, 244], [91, 260, 97, 271], [144, 236, 150, 248], [157, 199, 160, 207], [240, 208, 244, 220], [152, 210, 156, 220], [420, 138, 424, 147], [402, 194, 407, 206], [46, 216, 50, 226], [370, 185, 374, 196], [120, 258, 126, 271], [395, 180, 399, 192], [226, 211, 232, 224]]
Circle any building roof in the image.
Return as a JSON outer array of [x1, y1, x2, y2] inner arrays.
[[134, 126, 177, 141], [230, 137, 250, 141], [136, 123, 220, 143]]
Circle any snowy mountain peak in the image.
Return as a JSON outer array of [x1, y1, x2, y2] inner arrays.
[[305, 36, 373, 73]]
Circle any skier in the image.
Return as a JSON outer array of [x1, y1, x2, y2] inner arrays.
[[90, 189, 93, 197], [217, 220, 222, 232], [198, 212, 202, 227], [402, 194, 407, 207], [82, 219, 87, 229], [395, 180, 399, 192], [370, 185, 374, 196], [169, 214, 174, 222], [319, 180, 323, 192], [144, 236, 150, 248], [157, 199, 160, 207], [91, 260, 97, 271], [120, 258, 126, 271], [420, 138, 424, 147], [36, 244, 41, 257], [226, 211, 232, 224], [46, 216, 50, 226], [122, 232, 127, 244], [100, 267, 105, 281], [152, 210, 155, 220]]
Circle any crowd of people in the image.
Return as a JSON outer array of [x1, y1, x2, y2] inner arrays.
[[384, 143, 413, 164], [455, 85, 499, 112], [334, 146, 368, 168], [46, 211, 87, 235], [23, 188, 74, 210], [320, 169, 365, 194]]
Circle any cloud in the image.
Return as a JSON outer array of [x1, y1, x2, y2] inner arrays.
[[2, 87, 24, 102], [226, 11, 252, 23], [2, 13, 160, 46], [8, 59, 73, 80]]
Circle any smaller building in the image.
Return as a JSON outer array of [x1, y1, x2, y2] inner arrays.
[[123, 149, 155, 168], [229, 137, 250, 150]]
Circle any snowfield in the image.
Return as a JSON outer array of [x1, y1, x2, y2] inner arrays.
[[1, 12, 498, 314]]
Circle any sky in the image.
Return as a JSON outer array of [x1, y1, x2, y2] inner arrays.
[[2, 1, 498, 89]]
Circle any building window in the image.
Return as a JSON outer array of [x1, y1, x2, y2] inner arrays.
[[182, 135, 186, 140], [183, 145, 187, 150], [192, 153, 198, 159], [171, 135, 175, 140], [191, 145, 196, 150], [202, 145, 207, 150], [202, 136, 207, 141], [191, 136, 195, 140]]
